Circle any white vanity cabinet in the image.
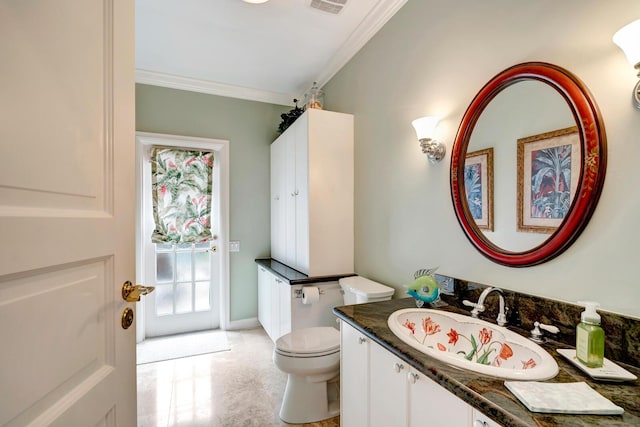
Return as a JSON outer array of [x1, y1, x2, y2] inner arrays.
[[340, 322, 503, 427], [257, 266, 291, 342], [270, 109, 354, 276]]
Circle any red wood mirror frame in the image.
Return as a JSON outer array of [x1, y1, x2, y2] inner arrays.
[[450, 62, 607, 267]]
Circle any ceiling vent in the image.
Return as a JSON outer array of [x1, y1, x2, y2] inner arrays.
[[310, 0, 347, 14]]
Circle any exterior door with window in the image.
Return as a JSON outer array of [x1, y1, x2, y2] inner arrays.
[[138, 137, 223, 337], [0, 0, 136, 425]]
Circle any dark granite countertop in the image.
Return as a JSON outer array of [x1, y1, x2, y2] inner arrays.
[[255, 258, 355, 285], [334, 298, 640, 427]]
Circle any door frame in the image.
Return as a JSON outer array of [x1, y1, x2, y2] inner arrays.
[[135, 132, 231, 341]]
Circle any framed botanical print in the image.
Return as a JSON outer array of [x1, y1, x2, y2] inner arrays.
[[464, 148, 494, 231], [517, 126, 580, 233]]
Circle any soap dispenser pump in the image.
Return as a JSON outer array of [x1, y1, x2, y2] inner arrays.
[[576, 301, 605, 368]]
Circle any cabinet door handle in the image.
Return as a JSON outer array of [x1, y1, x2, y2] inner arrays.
[[393, 362, 404, 373], [408, 372, 419, 384], [473, 421, 489, 427], [358, 337, 366, 344]]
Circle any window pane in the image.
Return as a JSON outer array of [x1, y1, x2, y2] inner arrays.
[[195, 282, 210, 312], [156, 253, 174, 282], [195, 242, 209, 249], [155, 284, 174, 316], [194, 252, 210, 281], [156, 243, 173, 251], [177, 243, 192, 250], [175, 283, 193, 314], [176, 252, 192, 282]]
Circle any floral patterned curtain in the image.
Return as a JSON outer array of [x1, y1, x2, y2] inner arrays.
[[151, 148, 214, 244]]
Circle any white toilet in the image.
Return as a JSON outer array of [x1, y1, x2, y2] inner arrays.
[[273, 275, 394, 424]]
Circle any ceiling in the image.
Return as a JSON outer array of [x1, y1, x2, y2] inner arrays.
[[135, 0, 407, 106]]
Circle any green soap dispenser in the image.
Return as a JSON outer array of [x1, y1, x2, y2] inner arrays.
[[576, 301, 605, 368]]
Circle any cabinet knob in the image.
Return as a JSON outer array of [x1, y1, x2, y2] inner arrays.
[[358, 337, 367, 344], [473, 421, 489, 427], [393, 362, 404, 373], [408, 372, 419, 384]]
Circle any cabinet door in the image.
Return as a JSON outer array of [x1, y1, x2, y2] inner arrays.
[[269, 275, 281, 341], [257, 267, 271, 336], [283, 129, 298, 270], [369, 341, 408, 427], [407, 369, 471, 427], [293, 115, 309, 273], [340, 322, 369, 427], [277, 278, 292, 338], [270, 138, 286, 263]]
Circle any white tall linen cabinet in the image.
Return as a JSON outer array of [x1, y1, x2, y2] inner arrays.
[[270, 109, 354, 276]]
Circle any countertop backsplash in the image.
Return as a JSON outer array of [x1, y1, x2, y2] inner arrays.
[[434, 274, 640, 369]]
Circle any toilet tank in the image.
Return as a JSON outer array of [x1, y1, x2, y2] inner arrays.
[[339, 276, 394, 305]]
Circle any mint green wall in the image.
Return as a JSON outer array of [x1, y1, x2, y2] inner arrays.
[[324, 0, 640, 318], [136, 84, 287, 321]]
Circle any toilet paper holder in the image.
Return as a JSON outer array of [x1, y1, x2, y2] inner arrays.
[[294, 288, 325, 298]]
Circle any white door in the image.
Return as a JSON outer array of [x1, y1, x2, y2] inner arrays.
[[136, 133, 228, 338], [0, 0, 136, 426]]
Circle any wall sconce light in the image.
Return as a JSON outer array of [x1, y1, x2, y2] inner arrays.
[[411, 116, 446, 163], [613, 19, 640, 109]]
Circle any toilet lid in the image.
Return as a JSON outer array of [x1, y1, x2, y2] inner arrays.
[[275, 327, 340, 355]]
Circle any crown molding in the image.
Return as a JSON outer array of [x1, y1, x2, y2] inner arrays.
[[135, 69, 297, 106], [136, 0, 407, 105]]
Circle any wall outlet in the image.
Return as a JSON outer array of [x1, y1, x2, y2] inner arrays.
[[229, 241, 240, 252]]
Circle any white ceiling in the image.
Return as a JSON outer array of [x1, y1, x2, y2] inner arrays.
[[135, 0, 407, 106]]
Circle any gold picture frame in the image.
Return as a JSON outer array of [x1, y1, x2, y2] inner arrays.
[[464, 148, 494, 231], [517, 126, 580, 233]]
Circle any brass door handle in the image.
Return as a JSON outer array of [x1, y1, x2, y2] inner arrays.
[[122, 281, 155, 302]]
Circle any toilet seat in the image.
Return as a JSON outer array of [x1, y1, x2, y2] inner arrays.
[[275, 327, 340, 357]]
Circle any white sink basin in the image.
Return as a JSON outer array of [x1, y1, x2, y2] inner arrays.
[[388, 308, 559, 380]]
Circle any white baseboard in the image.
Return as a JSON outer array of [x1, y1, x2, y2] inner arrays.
[[224, 317, 260, 331]]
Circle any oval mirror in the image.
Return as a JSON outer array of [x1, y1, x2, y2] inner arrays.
[[451, 62, 607, 267]]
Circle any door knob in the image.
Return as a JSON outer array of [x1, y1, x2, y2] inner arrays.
[[122, 281, 155, 302]]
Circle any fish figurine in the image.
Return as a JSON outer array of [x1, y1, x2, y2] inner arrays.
[[405, 267, 444, 308]]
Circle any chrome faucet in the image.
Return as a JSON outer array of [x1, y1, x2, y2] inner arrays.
[[463, 287, 508, 326]]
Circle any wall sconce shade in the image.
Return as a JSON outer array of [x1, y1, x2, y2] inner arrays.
[[613, 19, 640, 109], [411, 116, 446, 163]]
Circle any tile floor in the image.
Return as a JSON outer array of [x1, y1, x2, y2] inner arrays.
[[137, 327, 340, 427]]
